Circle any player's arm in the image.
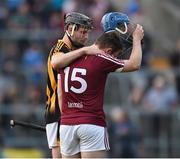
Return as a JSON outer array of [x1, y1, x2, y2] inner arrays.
[[116, 24, 144, 72], [51, 45, 103, 70], [57, 74, 62, 113]]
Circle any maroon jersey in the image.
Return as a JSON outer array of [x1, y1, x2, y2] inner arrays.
[[59, 54, 124, 127]]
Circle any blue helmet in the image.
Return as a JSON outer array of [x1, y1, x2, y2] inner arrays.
[[101, 12, 137, 58], [101, 12, 129, 33]]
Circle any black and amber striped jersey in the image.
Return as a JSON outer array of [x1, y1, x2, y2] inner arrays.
[[45, 39, 71, 124]]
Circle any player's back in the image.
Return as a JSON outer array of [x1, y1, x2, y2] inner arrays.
[[60, 54, 124, 127]]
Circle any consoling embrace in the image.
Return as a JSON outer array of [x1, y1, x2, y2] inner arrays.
[[45, 11, 144, 158]]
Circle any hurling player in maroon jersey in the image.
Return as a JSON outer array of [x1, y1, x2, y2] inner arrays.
[[53, 23, 144, 158]]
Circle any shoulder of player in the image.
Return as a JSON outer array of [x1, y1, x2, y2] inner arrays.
[[48, 40, 69, 59], [96, 53, 124, 65], [53, 39, 70, 53]]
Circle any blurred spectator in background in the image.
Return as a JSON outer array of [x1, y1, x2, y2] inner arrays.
[[142, 74, 178, 156], [109, 107, 140, 158], [0, 73, 19, 137], [87, 0, 112, 31], [21, 42, 45, 86], [128, 71, 147, 107], [23, 83, 43, 124], [7, 0, 32, 31], [1, 42, 20, 76], [51, 0, 65, 11], [129, 82, 145, 107], [48, 11, 63, 30], [0, 1, 9, 30], [126, 0, 141, 17], [169, 39, 180, 101], [6, 0, 25, 12], [143, 74, 178, 113]]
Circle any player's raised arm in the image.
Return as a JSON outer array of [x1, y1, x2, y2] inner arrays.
[[120, 24, 144, 72], [100, 12, 144, 73]]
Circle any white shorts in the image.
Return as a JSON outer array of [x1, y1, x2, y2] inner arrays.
[[60, 124, 110, 156], [46, 122, 60, 149]]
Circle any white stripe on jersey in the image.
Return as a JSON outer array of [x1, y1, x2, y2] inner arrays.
[[97, 54, 124, 66]]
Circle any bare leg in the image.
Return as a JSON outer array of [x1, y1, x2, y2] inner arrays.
[[81, 150, 106, 158], [52, 147, 61, 158]]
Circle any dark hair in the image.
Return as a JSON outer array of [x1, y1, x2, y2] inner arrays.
[[95, 31, 123, 53]]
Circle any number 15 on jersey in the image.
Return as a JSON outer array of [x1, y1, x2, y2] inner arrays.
[[64, 67, 87, 94]]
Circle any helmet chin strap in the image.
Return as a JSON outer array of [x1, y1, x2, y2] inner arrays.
[[65, 25, 84, 49]]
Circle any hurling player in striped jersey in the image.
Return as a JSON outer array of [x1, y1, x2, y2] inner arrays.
[[45, 12, 102, 158]]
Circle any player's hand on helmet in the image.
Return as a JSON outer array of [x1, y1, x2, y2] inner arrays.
[[133, 24, 144, 41], [84, 44, 104, 55]]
